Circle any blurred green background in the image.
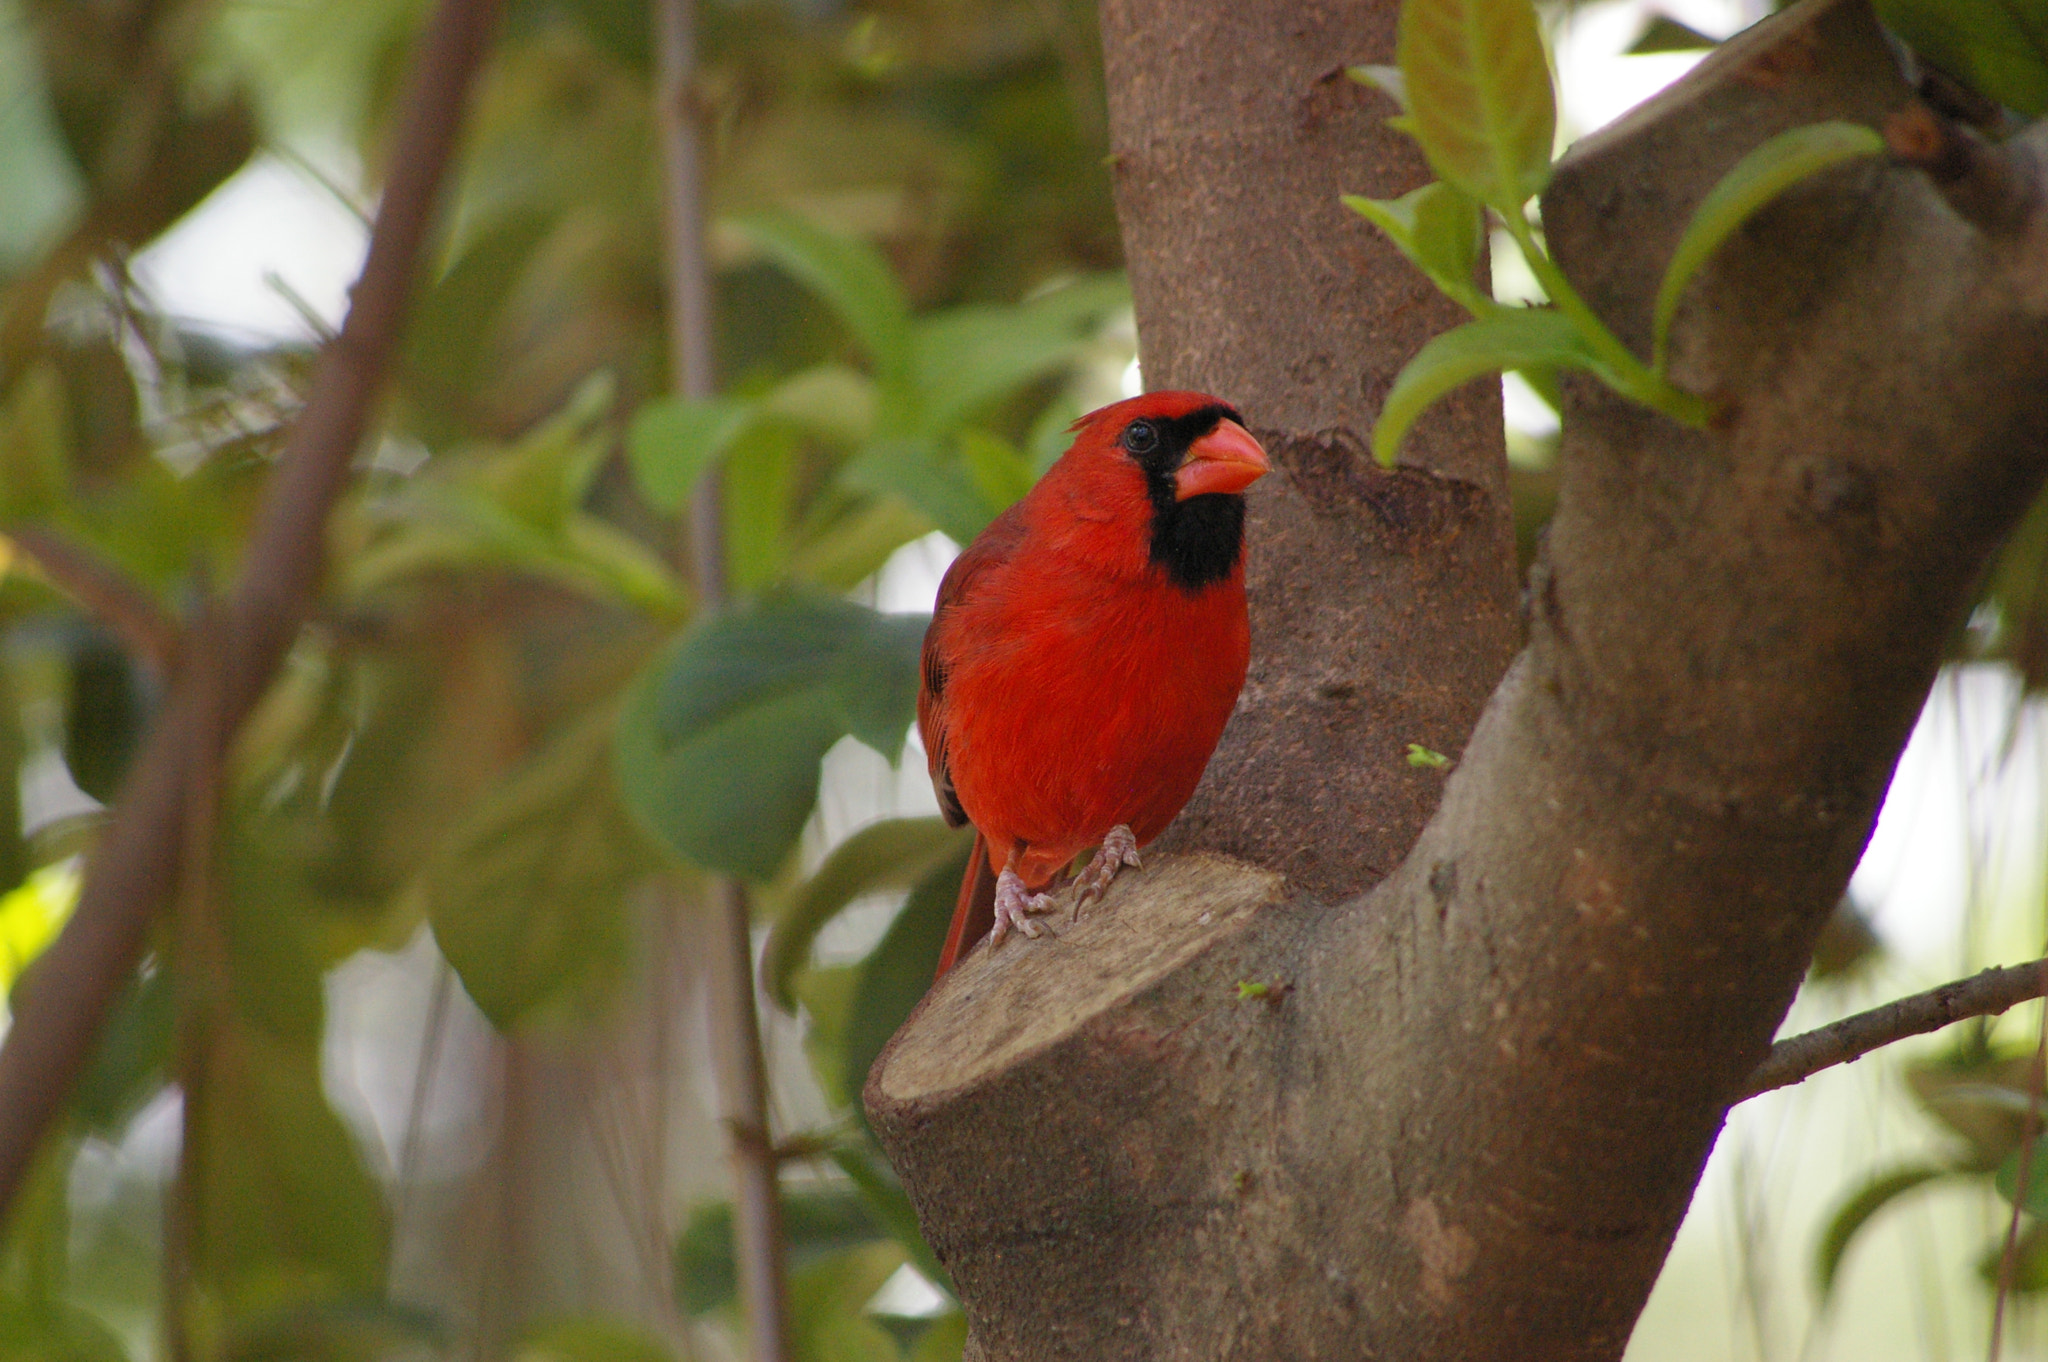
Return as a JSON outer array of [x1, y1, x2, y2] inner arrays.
[[2, 0, 2048, 1358]]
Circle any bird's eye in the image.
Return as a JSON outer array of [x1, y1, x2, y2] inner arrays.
[[1121, 420, 1159, 456]]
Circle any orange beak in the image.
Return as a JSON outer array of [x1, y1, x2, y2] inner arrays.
[[1173, 419, 1271, 501]]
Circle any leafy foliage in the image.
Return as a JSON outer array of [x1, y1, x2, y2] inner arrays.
[[615, 596, 928, 882], [1352, 0, 1896, 462], [0, 0, 1125, 1352]]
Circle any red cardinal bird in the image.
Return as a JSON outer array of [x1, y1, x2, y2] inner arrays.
[[918, 391, 1270, 976]]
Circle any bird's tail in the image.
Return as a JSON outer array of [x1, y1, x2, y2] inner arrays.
[[934, 831, 997, 978]]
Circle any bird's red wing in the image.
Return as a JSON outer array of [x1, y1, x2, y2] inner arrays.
[[918, 503, 1028, 830]]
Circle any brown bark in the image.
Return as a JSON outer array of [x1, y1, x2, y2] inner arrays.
[[1105, 0, 1522, 901], [867, 1, 2048, 1357]]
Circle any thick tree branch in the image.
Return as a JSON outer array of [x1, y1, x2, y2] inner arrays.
[[1741, 960, 2048, 1100], [0, 0, 503, 1222], [4, 523, 180, 677], [870, 3, 2048, 1358]]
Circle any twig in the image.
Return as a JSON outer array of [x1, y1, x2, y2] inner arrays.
[[0, 0, 504, 1225], [5, 524, 181, 677], [1988, 958, 2048, 1362], [1738, 959, 2048, 1101], [166, 608, 227, 1362], [655, 0, 789, 1357]]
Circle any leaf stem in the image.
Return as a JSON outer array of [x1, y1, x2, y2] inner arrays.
[[1501, 213, 1711, 428]]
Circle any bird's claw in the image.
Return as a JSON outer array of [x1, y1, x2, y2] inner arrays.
[[991, 867, 1059, 947], [1072, 824, 1142, 920]]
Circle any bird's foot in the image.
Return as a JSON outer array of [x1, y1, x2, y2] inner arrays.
[[1072, 824, 1142, 920], [991, 868, 1060, 947]]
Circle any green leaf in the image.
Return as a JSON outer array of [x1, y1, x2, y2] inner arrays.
[[1373, 310, 1602, 465], [675, 1184, 890, 1316], [1343, 181, 1487, 310], [192, 1021, 387, 1299], [1976, 1220, 2048, 1295], [956, 430, 1035, 517], [61, 631, 145, 805], [1876, 0, 2048, 118], [908, 275, 1128, 438], [615, 597, 928, 881], [1396, 0, 1556, 212], [0, 363, 68, 523], [788, 1241, 908, 1362], [401, 212, 552, 446], [1628, 15, 1719, 54], [627, 396, 756, 514], [427, 713, 655, 1029], [1405, 742, 1451, 768], [72, 966, 172, 1138], [788, 498, 934, 591], [1814, 1165, 1958, 1300], [832, 1141, 951, 1295], [1652, 121, 1884, 373], [1997, 1133, 2048, 1216], [0, 660, 23, 900], [909, 1313, 968, 1362], [724, 423, 797, 593], [732, 213, 916, 419], [840, 840, 971, 1121], [760, 364, 880, 447], [513, 1319, 675, 1362], [1346, 64, 1408, 109], [797, 964, 862, 1100], [764, 818, 968, 1011], [0, 1299, 129, 1362], [841, 440, 997, 547], [486, 372, 617, 530]]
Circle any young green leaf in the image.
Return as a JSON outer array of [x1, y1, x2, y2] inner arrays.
[[1396, 0, 1556, 213], [627, 396, 756, 513], [1346, 64, 1408, 109], [1405, 743, 1451, 768], [1373, 310, 1600, 465], [1652, 121, 1884, 373], [1344, 181, 1487, 310]]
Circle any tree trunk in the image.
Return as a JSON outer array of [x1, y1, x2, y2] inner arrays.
[[867, 0, 2048, 1357]]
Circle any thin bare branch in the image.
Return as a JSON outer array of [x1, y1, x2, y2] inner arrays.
[[655, 0, 789, 1355], [0, 0, 504, 1224], [5, 523, 180, 677], [1989, 960, 2048, 1362], [1739, 959, 2048, 1101]]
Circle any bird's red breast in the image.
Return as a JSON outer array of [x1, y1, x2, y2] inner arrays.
[[918, 391, 1269, 974]]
